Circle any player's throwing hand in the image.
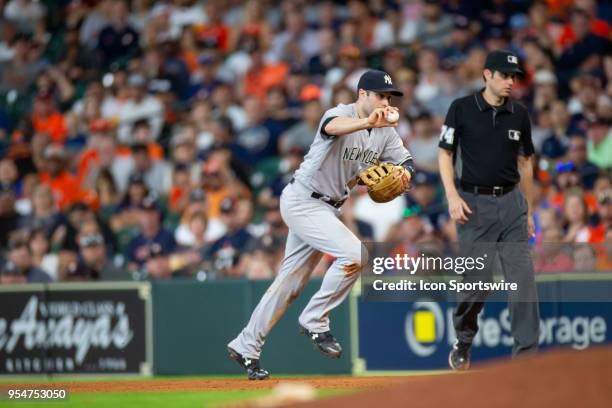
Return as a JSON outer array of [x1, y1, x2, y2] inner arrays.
[[367, 107, 399, 128]]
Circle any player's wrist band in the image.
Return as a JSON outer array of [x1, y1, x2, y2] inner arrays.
[[400, 158, 415, 179]]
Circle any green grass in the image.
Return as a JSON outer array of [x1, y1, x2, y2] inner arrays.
[[0, 375, 242, 383], [0, 389, 354, 408], [0, 390, 270, 408], [0, 373, 364, 383]]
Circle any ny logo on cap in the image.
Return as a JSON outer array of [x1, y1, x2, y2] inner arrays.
[[384, 74, 392, 85], [507, 55, 518, 64]]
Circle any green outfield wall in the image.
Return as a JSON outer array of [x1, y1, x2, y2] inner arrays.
[[152, 279, 352, 375]]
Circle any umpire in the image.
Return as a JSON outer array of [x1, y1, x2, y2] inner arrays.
[[438, 49, 540, 370]]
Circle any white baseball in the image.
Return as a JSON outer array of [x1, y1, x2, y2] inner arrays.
[[385, 110, 400, 123]]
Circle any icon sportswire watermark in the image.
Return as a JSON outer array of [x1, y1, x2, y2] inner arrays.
[[360, 242, 612, 302]]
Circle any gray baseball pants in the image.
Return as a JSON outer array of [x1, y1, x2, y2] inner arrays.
[[228, 181, 365, 359]]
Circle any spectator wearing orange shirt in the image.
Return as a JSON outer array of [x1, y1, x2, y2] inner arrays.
[[178, 28, 200, 75], [590, 191, 612, 243], [76, 119, 133, 193], [200, 159, 231, 221], [242, 44, 288, 102], [557, 2, 610, 49], [194, 2, 230, 52], [227, 0, 272, 53], [563, 192, 596, 243], [38, 145, 82, 210], [596, 229, 612, 271], [31, 95, 67, 144], [168, 163, 192, 215], [77, 119, 114, 188], [557, 8, 611, 73]]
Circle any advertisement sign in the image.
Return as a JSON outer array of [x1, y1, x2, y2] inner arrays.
[[358, 279, 612, 371], [0, 283, 152, 375]]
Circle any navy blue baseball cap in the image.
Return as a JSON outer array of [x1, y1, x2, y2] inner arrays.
[[357, 70, 403, 96], [484, 49, 524, 74]]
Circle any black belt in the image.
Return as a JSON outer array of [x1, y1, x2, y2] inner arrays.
[[290, 178, 347, 208], [460, 181, 516, 197]]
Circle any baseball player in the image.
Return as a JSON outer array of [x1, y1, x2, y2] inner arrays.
[[228, 70, 415, 380]]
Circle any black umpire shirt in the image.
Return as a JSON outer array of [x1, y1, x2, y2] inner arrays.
[[439, 90, 535, 187]]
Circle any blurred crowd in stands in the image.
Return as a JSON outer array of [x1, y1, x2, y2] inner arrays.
[[0, 0, 610, 283]]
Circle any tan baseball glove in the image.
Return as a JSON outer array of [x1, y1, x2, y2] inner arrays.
[[357, 162, 411, 203]]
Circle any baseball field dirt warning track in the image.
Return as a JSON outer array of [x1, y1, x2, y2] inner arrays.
[[4, 347, 611, 407]]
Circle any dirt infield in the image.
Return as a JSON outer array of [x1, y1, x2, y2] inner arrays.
[[292, 346, 612, 408], [3, 376, 410, 393], [3, 346, 611, 408]]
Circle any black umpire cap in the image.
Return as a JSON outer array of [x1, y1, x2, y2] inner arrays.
[[484, 49, 524, 74], [357, 70, 403, 96]]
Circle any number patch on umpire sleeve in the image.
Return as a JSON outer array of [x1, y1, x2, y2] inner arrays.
[[439, 125, 455, 144], [508, 129, 521, 141]]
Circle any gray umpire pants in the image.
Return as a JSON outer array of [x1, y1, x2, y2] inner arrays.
[[454, 187, 540, 355]]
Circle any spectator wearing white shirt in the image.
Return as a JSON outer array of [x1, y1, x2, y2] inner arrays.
[[4, 0, 46, 34], [212, 83, 248, 132], [169, 0, 207, 34], [266, 10, 320, 65], [372, 4, 403, 51], [102, 73, 164, 144], [28, 228, 59, 281], [414, 0, 454, 52], [79, 0, 113, 50], [407, 112, 440, 173], [129, 143, 172, 196]]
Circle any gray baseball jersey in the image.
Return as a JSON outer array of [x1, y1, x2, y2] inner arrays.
[[228, 103, 413, 361], [294, 103, 412, 199]]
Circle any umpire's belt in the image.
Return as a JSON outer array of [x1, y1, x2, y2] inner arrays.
[[290, 178, 347, 208], [460, 181, 516, 197]]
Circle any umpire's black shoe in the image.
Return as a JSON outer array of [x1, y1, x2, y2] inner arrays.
[[448, 340, 471, 371], [299, 326, 342, 358], [227, 347, 270, 380]]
